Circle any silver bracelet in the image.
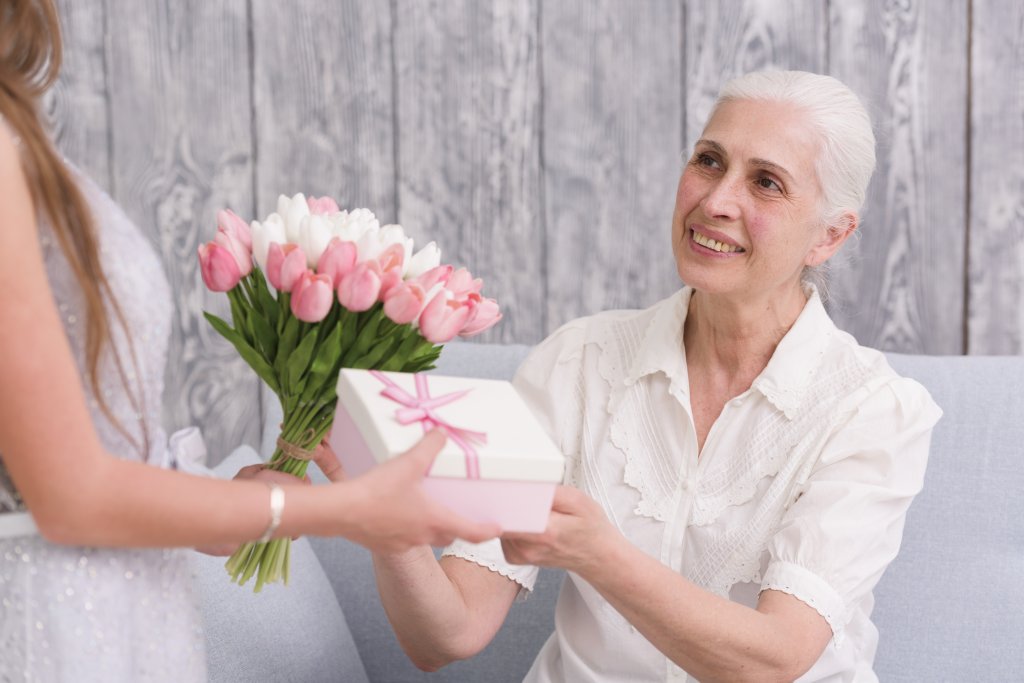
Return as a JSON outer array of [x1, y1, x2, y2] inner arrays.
[[257, 484, 285, 543]]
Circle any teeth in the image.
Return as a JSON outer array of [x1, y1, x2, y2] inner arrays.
[[692, 230, 742, 253]]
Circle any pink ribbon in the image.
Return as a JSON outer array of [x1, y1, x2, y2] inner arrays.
[[369, 371, 486, 479]]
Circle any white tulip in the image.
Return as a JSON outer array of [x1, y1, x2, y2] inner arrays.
[[283, 193, 309, 244], [298, 214, 333, 268], [357, 223, 413, 265], [406, 241, 441, 279], [251, 214, 287, 269], [330, 208, 379, 244]]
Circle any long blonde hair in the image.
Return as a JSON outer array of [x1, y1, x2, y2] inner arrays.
[[0, 0, 146, 452]]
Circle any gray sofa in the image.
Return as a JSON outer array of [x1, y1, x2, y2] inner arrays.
[[190, 342, 1024, 682]]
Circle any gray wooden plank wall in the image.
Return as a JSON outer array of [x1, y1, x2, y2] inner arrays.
[[46, 0, 1023, 463]]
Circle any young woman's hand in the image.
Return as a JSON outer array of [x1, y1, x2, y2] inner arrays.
[[337, 429, 501, 554]]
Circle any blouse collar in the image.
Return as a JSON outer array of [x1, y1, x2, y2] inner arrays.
[[624, 285, 837, 420]]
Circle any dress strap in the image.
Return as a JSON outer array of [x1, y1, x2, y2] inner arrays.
[[0, 511, 38, 539]]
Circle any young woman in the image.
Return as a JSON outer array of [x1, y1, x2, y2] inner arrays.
[[0, 2, 497, 679], [368, 71, 942, 682]]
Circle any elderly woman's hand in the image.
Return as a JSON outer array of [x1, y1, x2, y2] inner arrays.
[[500, 486, 622, 576]]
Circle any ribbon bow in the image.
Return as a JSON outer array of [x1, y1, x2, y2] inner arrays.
[[369, 371, 487, 479]]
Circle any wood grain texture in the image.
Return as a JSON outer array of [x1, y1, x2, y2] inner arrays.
[[394, 0, 543, 343], [48, 0, 111, 190], [542, 0, 682, 330], [685, 0, 827, 146], [828, 0, 967, 354], [968, 0, 1024, 354], [251, 0, 395, 217], [49, 1, 1022, 463], [105, 0, 261, 463]]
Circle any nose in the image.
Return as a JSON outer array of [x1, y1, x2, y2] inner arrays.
[[700, 174, 742, 220]]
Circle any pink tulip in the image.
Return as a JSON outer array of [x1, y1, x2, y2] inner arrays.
[[446, 268, 483, 301], [290, 271, 335, 323], [307, 196, 340, 215], [377, 243, 405, 272], [418, 292, 472, 344], [412, 264, 453, 291], [214, 226, 253, 277], [383, 282, 427, 325], [198, 242, 242, 292], [217, 209, 252, 250], [337, 261, 382, 312], [317, 238, 358, 286], [460, 296, 502, 337], [265, 243, 307, 292]]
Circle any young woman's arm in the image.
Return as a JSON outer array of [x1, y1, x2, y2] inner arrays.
[[0, 124, 497, 554]]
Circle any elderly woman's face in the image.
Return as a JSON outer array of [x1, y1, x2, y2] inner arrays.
[[672, 99, 834, 299]]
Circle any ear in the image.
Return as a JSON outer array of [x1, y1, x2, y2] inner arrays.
[[805, 211, 857, 267]]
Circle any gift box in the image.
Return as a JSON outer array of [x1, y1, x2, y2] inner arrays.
[[330, 369, 565, 533]]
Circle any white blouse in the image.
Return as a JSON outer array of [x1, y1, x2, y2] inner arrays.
[[445, 286, 942, 682]]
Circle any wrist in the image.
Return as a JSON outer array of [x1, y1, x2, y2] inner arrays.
[[576, 529, 632, 584], [256, 483, 285, 542]]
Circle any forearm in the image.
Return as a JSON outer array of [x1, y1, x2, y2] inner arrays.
[[582, 537, 814, 682], [31, 455, 346, 548], [372, 550, 482, 669]]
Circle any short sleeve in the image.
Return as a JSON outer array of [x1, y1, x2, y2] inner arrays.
[[761, 376, 942, 644], [512, 319, 587, 484], [442, 538, 539, 596]]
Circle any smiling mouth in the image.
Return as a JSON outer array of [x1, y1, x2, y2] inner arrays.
[[690, 228, 745, 254]]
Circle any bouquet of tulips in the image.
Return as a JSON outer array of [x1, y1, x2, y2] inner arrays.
[[197, 193, 501, 591]]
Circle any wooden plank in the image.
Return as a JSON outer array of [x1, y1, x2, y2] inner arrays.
[[828, 0, 967, 354], [105, 0, 260, 464], [251, 0, 394, 217], [395, 0, 543, 343], [542, 0, 682, 331], [48, 0, 111, 190], [968, 0, 1024, 354], [685, 0, 827, 146]]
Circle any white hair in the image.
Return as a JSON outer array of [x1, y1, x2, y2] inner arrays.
[[712, 70, 876, 233]]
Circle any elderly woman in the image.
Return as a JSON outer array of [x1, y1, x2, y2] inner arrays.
[[368, 71, 941, 682]]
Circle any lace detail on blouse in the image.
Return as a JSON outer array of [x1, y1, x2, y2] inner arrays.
[[684, 361, 875, 597], [599, 316, 681, 523]]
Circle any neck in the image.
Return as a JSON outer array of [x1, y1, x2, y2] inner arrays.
[[683, 284, 808, 381]]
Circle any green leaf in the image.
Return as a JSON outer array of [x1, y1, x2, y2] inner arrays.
[[203, 311, 280, 393], [228, 292, 252, 346], [253, 271, 279, 328], [249, 309, 278, 360], [275, 316, 301, 373], [283, 326, 320, 393]]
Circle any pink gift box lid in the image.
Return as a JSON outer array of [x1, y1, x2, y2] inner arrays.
[[335, 369, 564, 482]]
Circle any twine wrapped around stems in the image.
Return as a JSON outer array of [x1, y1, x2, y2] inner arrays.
[[269, 428, 317, 465]]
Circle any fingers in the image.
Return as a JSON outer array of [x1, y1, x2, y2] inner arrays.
[[313, 441, 346, 482], [429, 503, 500, 545], [398, 429, 448, 476], [232, 464, 265, 481]]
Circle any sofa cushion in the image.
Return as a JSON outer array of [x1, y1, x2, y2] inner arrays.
[[189, 446, 369, 683], [873, 354, 1024, 681]]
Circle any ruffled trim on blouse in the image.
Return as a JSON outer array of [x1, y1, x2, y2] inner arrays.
[[598, 315, 679, 523], [442, 538, 538, 600], [762, 561, 849, 647]]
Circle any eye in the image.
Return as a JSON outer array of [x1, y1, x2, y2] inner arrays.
[[756, 175, 782, 192], [692, 152, 721, 170]]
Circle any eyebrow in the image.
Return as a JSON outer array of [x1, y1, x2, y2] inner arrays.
[[694, 138, 796, 183]]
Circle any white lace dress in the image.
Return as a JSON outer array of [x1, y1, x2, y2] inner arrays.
[[0, 168, 207, 681]]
